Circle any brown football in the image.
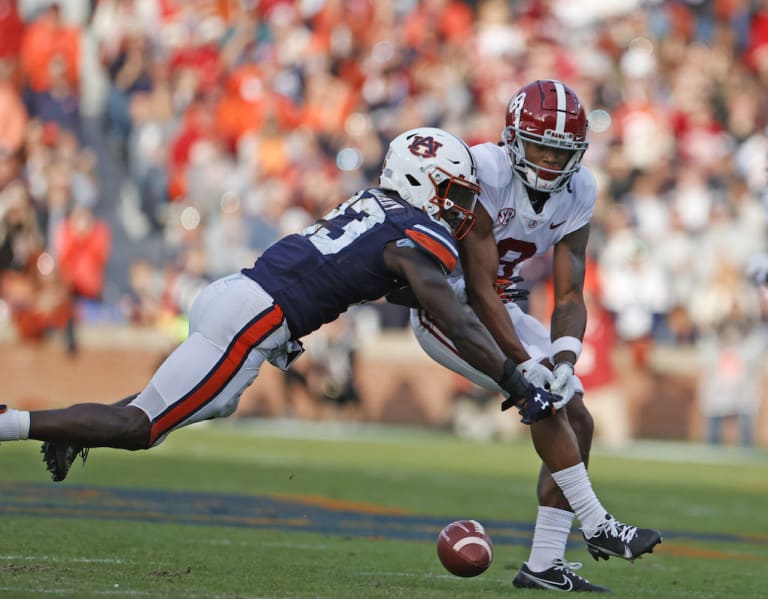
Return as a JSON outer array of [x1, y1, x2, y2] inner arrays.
[[436, 519, 493, 577]]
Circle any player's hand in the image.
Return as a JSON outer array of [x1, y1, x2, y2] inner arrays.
[[495, 275, 530, 303], [549, 362, 576, 410], [516, 358, 554, 388], [501, 386, 558, 424]]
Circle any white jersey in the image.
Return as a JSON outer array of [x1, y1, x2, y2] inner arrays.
[[466, 142, 597, 280], [410, 143, 597, 394]]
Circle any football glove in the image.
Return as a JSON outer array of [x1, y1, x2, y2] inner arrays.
[[495, 275, 530, 303], [549, 362, 577, 410], [497, 359, 558, 424], [516, 357, 554, 388], [501, 386, 559, 424]]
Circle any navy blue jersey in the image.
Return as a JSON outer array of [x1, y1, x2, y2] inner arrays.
[[242, 189, 458, 339]]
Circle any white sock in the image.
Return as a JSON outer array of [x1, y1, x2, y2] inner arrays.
[[526, 506, 574, 572], [551, 463, 608, 538], [0, 408, 30, 441]]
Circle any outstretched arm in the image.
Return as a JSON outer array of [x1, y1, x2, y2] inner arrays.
[[382, 240, 559, 423], [459, 202, 530, 364], [384, 241, 506, 380], [384, 286, 420, 308]]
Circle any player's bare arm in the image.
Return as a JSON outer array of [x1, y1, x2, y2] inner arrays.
[[383, 240, 560, 422], [458, 202, 530, 364], [383, 241, 505, 381], [384, 285, 420, 308], [550, 223, 589, 366]]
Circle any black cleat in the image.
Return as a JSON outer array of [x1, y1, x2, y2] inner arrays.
[[583, 514, 662, 561], [513, 559, 611, 592], [41, 442, 89, 482]]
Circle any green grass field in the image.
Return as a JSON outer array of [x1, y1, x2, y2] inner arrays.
[[1, 419, 767, 598]]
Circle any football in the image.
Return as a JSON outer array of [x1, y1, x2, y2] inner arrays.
[[436, 519, 493, 577]]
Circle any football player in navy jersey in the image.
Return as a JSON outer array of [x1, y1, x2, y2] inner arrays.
[[0, 128, 557, 481]]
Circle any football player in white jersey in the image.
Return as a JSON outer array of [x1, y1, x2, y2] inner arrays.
[[410, 80, 660, 591]]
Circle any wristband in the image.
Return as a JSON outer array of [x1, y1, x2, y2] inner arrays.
[[498, 358, 532, 400], [551, 336, 582, 361]]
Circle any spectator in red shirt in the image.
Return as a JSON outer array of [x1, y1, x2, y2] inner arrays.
[[0, 0, 24, 74], [19, 4, 80, 94], [54, 204, 111, 301]]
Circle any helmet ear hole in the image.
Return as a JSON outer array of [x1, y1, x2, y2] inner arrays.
[[405, 174, 422, 187]]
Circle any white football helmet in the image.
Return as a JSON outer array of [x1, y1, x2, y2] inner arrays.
[[379, 127, 480, 239]]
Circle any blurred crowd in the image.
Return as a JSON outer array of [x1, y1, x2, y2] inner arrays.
[[0, 0, 767, 435]]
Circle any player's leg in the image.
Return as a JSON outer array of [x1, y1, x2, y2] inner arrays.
[[2, 274, 291, 478], [410, 307, 502, 390], [30, 306, 270, 474], [29, 403, 149, 449], [32, 393, 139, 482], [411, 306, 659, 581], [10, 272, 264, 451], [500, 309, 593, 580], [528, 411, 661, 562], [7, 319, 255, 451], [130, 273, 289, 448], [410, 307, 593, 584], [531, 393, 594, 557]]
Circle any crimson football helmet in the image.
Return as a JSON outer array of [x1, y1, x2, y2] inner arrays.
[[502, 80, 589, 193], [380, 127, 480, 240]]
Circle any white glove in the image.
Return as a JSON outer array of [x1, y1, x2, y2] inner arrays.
[[549, 362, 576, 410], [516, 358, 554, 388]]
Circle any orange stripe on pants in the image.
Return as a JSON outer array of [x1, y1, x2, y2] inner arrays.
[[148, 304, 285, 445]]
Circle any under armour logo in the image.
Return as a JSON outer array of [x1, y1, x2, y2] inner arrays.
[[533, 392, 548, 409], [408, 135, 443, 158]]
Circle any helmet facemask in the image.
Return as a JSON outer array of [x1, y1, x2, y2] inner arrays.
[[424, 166, 479, 240], [503, 127, 588, 193]]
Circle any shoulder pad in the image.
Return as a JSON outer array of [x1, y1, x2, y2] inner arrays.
[[404, 224, 459, 273]]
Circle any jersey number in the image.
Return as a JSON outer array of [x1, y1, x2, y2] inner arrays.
[[496, 238, 537, 277], [304, 194, 386, 255]]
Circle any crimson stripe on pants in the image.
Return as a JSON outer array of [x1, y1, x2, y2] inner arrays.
[[417, 309, 461, 358]]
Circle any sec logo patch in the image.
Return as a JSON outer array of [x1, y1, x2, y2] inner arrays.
[[497, 208, 515, 225]]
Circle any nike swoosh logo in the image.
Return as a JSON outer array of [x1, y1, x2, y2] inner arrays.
[[526, 573, 573, 591], [624, 545, 634, 559], [549, 220, 567, 229]]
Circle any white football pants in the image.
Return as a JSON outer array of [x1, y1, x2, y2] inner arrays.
[[409, 294, 584, 394], [130, 273, 302, 446]]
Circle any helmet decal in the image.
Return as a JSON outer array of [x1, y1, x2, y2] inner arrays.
[[408, 135, 444, 158], [508, 92, 526, 129]]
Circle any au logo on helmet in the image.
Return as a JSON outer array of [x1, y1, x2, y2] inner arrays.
[[408, 135, 443, 158]]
